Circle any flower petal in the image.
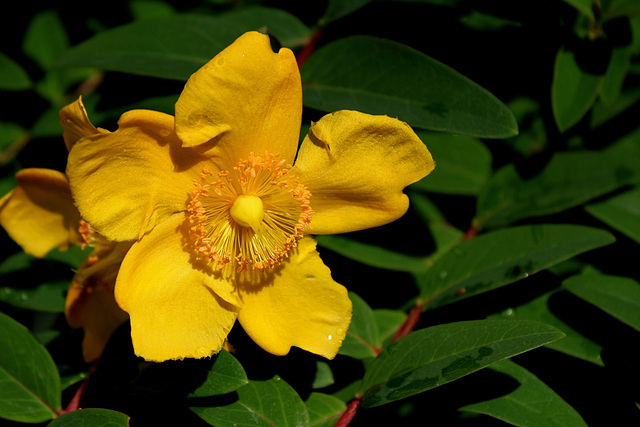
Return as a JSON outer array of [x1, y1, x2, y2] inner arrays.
[[0, 169, 81, 257], [292, 110, 435, 234], [237, 237, 351, 359], [59, 97, 106, 151], [115, 213, 239, 362], [66, 109, 207, 242], [175, 31, 302, 164]]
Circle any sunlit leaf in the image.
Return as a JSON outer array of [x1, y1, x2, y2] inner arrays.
[[563, 273, 640, 332], [339, 292, 382, 359], [552, 45, 603, 132], [411, 131, 492, 195], [0, 312, 61, 423], [358, 319, 565, 407], [191, 376, 310, 427], [48, 408, 130, 426], [417, 224, 615, 309], [460, 359, 588, 426], [301, 36, 518, 138], [586, 187, 640, 244], [305, 393, 346, 427], [475, 150, 637, 230], [55, 15, 247, 80]]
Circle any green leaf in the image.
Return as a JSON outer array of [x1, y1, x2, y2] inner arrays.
[[358, 319, 565, 408], [23, 10, 68, 70], [55, 15, 247, 80], [191, 376, 310, 427], [475, 150, 636, 230], [48, 408, 130, 426], [552, 45, 603, 132], [133, 350, 248, 398], [374, 309, 408, 347], [562, 0, 595, 21], [320, 0, 373, 24], [586, 187, 640, 244], [0, 312, 61, 423], [312, 362, 335, 389], [301, 36, 518, 138], [339, 292, 382, 359], [492, 290, 603, 366], [599, 41, 632, 106], [409, 192, 465, 257], [219, 6, 312, 48], [0, 280, 68, 312], [305, 392, 347, 427], [563, 273, 640, 332], [460, 359, 588, 426], [417, 224, 615, 309], [0, 52, 31, 90], [411, 131, 492, 195], [315, 234, 428, 274]]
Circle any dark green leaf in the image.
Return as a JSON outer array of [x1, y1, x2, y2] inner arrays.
[[339, 292, 382, 359], [417, 224, 615, 309], [191, 376, 310, 427], [219, 6, 312, 48], [23, 10, 68, 70], [563, 273, 640, 332], [0, 280, 68, 312], [0, 53, 31, 90], [312, 362, 335, 389], [374, 309, 408, 347], [562, 0, 595, 20], [358, 319, 565, 407], [301, 36, 518, 138], [0, 312, 61, 423], [475, 150, 636, 230], [599, 42, 632, 106], [305, 392, 347, 427], [586, 187, 640, 244], [320, 0, 373, 24], [411, 131, 492, 195], [55, 15, 247, 80], [48, 408, 130, 427], [315, 234, 428, 274], [552, 46, 603, 132], [460, 359, 588, 426]]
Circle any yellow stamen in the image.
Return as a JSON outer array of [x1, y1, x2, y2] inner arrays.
[[186, 152, 313, 273]]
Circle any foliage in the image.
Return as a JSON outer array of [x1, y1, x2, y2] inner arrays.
[[1, 0, 639, 425]]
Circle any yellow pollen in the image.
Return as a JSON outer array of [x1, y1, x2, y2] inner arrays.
[[186, 152, 313, 273], [230, 195, 264, 233]]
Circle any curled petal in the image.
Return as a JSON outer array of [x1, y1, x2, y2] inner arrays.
[[238, 237, 352, 359], [114, 214, 239, 362], [59, 97, 106, 151], [292, 110, 435, 234], [175, 31, 302, 164], [67, 109, 208, 242], [0, 168, 81, 257]]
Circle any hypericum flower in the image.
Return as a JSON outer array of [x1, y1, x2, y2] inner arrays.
[[0, 168, 129, 363], [63, 31, 435, 362]]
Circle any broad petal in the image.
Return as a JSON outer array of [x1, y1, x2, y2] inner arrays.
[[67, 109, 208, 242], [0, 169, 81, 257], [292, 110, 435, 234], [237, 237, 351, 359], [59, 97, 107, 151], [175, 31, 302, 164], [65, 243, 129, 363], [115, 214, 239, 362]]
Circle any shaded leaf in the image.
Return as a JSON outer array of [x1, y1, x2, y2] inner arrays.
[[312, 362, 335, 389], [23, 10, 68, 70], [48, 408, 130, 426], [0, 312, 61, 423], [475, 150, 637, 230], [374, 309, 408, 347], [358, 319, 565, 407], [0, 280, 68, 312], [563, 273, 640, 332], [586, 186, 640, 244], [191, 376, 310, 427], [301, 36, 518, 138], [460, 359, 588, 426], [417, 224, 615, 309], [411, 131, 492, 195], [55, 15, 246, 80], [339, 292, 382, 359], [0, 53, 31, 90], [562, 0, 595, 21], [305, 392, 347, 427]]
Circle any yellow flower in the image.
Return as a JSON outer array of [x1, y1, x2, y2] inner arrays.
[[0, 168, 129, 363], [63, 31, 435, 362]]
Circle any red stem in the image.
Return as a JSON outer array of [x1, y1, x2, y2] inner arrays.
[[391, 302, 425, 344], [334, 397, 362, 427], [296, 28, 323, 68], [61, 363, 97, 414]]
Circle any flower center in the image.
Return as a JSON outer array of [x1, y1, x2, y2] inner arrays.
[[186, 152, 312, 272]]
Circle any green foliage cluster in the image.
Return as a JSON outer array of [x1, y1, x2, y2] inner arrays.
[[1, 0, 640, 425]]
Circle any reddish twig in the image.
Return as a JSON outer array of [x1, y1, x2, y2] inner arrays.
[[334, 396, 362, 427], [61, 363, 97, 414], [296, 28, 323, 68], [391, 302, 426, 344]]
